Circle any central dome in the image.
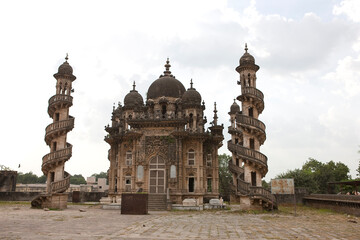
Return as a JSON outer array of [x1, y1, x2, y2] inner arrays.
[[147, 59, 185, 99]]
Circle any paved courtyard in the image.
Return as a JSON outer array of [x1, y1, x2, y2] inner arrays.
[[0, 203, 359, 239]]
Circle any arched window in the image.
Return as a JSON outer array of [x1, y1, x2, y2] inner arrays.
[[126, 151, 132, 166], [206, 154, 212, 167], [137, 165, 144, 181], [125, 174, 131, 192], [162, 105, 167, 118], [63, 82, 68, 95], [207, 177, 212, 192], [188, 149, 195, 165], [189, 113, 193, 129], [170, 165, 176, 178]]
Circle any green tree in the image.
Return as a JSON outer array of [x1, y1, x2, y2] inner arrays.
[[37, 175, 47, 183], [70, 174, 86, 184], [262, 180, 270, 190], [91, 171, 108, 181], [218, 154, 232, 201], [17, 172, 39, 184], [276, 158, 350, 193]]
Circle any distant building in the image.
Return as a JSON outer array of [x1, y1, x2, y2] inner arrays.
[[105, 59, 224, 209]]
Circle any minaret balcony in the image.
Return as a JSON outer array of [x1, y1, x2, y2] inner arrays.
[[50, 171, 70, 193], [228, 160, 244, 175], [48, 94, 73, 116], [45, 118, 74, 145], [227, 140, 267, 168], [249, 186, 276, 204], [238, 87, 264, 113], [42, 144, 72, 174], [235, 115, 266, 144]]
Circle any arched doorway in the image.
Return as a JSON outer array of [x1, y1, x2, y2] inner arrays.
[[149, 155, 165, 194]]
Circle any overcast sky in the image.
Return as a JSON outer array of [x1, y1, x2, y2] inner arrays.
[[1, 0, 359, 181]]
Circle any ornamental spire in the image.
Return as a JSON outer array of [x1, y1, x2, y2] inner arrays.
[[65, 53, 69, 62], [164, 58, 171, 76], [245, 43, 248, 53], [213, 102, 218, 126], [190, 78, 193, 89], [132, 81, 136, 91]]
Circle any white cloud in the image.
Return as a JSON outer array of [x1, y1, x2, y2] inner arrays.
[[333, 0, 360, 22]]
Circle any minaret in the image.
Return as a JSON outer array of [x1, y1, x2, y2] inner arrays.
[[32, 55, 76, 209], [228, 44, 276, 209]]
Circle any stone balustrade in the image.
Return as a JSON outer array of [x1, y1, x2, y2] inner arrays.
[[236, 115, 265, 133], [227, 141, 267, 167], [50, 172, 70, 193], [241, 87, 264, 100], [45, 118, 74, 144], [228, 160, 244, 175]]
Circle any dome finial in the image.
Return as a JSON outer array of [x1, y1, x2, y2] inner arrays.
[[234, 98, 236, 103], [164, 58, 172, 76], [245, 43, 248, 53], [190, 78, 193, 89], [213, 102, 218, 126], [133, 81, 136, 91], [65, 53, 69, 62]]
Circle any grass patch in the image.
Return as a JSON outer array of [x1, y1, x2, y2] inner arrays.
[[0, 201, 30, 205]]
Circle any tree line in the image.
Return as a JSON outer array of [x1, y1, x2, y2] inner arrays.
[[15, 171, 108, 185]]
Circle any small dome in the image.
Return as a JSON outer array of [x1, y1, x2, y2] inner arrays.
[[182, 80, 201, 106], [240, 52, 255, 66], [58, 61, 73, 75], [53, 55, 76, 81], [124, 82, 143, 108], [230, 100, 240, 114], [239, 44, 255, 66], [147, 59, 186, 99]]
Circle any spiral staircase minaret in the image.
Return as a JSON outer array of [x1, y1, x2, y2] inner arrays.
[[228, 44, 276, 210], [31, 55, 76, 209]]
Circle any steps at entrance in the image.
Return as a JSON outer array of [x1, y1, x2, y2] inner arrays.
[[148, 194, 167, 210]]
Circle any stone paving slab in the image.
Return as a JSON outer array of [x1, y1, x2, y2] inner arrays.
[[0, 203, 359, 239]]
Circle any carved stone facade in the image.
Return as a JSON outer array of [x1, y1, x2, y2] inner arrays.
[[105, 59, 223, 205], [228, 45, 276, 210]]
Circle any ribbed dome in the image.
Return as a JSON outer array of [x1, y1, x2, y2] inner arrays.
[[53, 55, 76, 81], [236, 44, 259, 73], [147, 59, 185, 99], [239, 43, 255, 66], [240, 52, 255, 66], [124, 82, 143, 108], [230, 100, 240, 114], [182, 80, 201, 106], [58, 61, 73, 75]]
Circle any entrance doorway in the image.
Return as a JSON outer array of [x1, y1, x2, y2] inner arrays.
[[149, 155, 165, 194], [188, 177, 195, 192]]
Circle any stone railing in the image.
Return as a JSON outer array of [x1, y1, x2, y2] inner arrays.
[[50, 172, 70, 193], [236, 115, 265, 133], [45, 118, 74, 144], [249, 186, 276, 203], [228, 160, 244, 175], [241, 87, 264, 100], [42, 144, 72, 169], [227, 141, 267, 167], [48, 94, 73, 115], [237, 179, 250, 195]]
